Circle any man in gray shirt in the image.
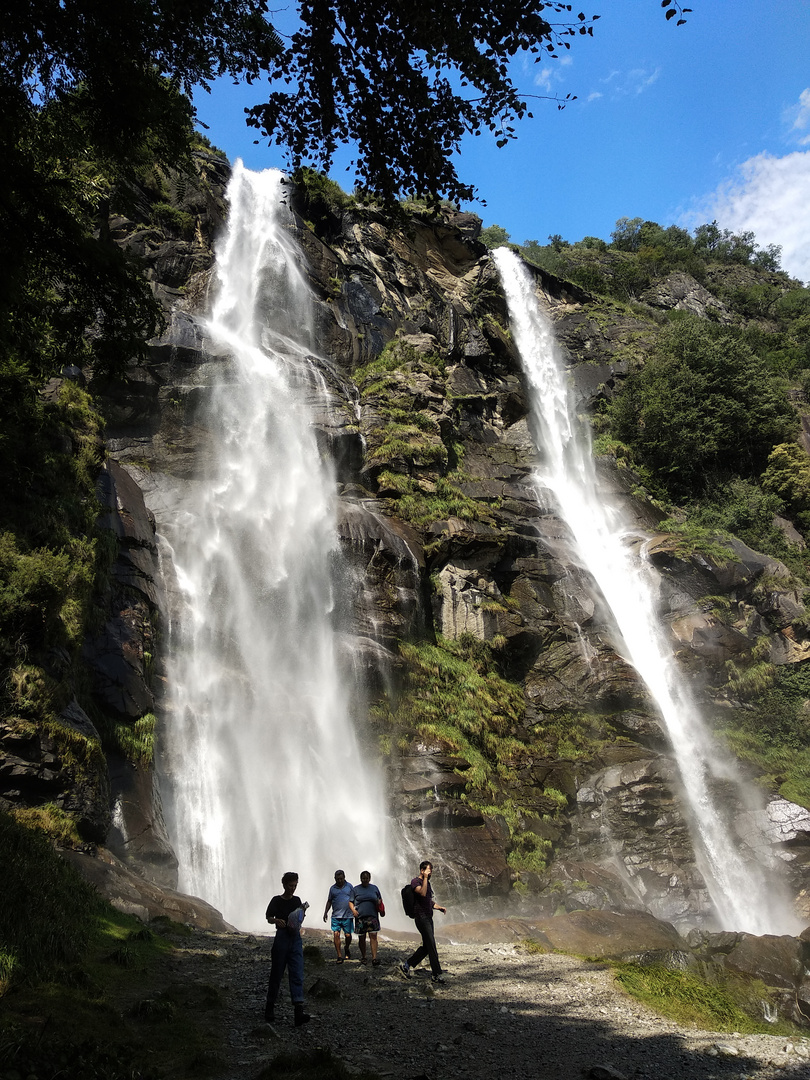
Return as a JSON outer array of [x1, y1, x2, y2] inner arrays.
[[322, 868, 354, 962]]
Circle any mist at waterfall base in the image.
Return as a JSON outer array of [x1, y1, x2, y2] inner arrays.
[[493, 247, 801, 936], [159, 164, 393, 931]]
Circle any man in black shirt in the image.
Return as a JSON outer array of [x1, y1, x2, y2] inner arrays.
[[399, 860, 447, 984], [264, 871, 311, 1026]]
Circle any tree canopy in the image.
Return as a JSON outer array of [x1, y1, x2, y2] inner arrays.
[[0, 0, 692, 401], [610, 319, 796, 498], [4, 1, 691, 207]]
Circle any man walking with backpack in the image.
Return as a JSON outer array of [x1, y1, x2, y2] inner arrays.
[[399, 860, 447, 984]]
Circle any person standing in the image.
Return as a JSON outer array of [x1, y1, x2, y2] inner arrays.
[[265, 871, 311, 1026], [349, 870, 383, 966], [399, 860, 447, 984], [322, 868, 354, 962]]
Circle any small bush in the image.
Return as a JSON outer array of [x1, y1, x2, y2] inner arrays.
[[151, 201, 194, 236]]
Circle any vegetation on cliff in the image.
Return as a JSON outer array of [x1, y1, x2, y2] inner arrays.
[[480, 214, 810, 812]]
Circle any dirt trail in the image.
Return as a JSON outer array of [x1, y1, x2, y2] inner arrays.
[[160, 927, 810, 1080]]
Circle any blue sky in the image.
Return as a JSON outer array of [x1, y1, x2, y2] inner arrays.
[[194, 1, 810, 282]]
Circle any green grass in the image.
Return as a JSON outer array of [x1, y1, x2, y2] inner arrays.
[[520, 938, 551, 955], [654, 519, 737, 565], [612, 963, 798, 1035], [107, 711, 158, 766]]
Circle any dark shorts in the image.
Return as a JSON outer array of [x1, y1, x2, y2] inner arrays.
[[355, 914, 380, 934]]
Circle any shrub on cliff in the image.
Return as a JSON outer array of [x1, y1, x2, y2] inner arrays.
[[609, 317, 796, 499]]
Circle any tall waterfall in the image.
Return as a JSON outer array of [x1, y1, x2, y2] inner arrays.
[[494, 247, 799, 935], [160, 164, 387, 930]]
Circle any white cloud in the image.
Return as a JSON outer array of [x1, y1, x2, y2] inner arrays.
[[786, 87, 810, 146], [596, 67, 659, 98], [533, 68, 554, 92], [628, 67, 660, 95], [530, 52, 573, 94], [684, 151, 810, 283]]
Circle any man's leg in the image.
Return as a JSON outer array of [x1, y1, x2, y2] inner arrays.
[[406, 917, 429, 969], [265, 937, 288, 1020], [287, 938, 310, 1027], [344, 930, 352, 959], [412, 914, 441, 975], [332, 928, 343, 959]]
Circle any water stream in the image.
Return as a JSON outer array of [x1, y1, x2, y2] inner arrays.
[[159, 164, 388, 930], [494, 247, 799, 934]]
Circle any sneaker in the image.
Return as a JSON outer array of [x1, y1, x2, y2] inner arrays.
[[432, 974, 446, 984], [399, 961, 411, 979]]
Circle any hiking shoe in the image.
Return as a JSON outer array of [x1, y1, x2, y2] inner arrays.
[[399, 960, 411, 979], [432, 974, 446, 984]]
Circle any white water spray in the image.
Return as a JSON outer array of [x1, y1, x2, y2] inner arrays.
[[160, 164, 388, 930], [494, 247, 799, 934]]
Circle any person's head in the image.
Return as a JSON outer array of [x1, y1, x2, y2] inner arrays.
[[360, 870, 371, 884], [281, 871, 298, 892], [419, 860, 433, 875], [334, 869, 346, 885]]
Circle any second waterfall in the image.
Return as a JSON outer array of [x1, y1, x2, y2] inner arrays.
[[493, 247, 799, 936], [159, 165, 387, 930]]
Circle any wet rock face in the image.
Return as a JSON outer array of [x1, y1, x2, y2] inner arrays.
[[85, 462, 160, 721], [82, 169, 810, 923], [0, 705, 109, 843]]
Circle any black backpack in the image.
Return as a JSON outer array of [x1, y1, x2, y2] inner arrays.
[[400, 882, 417, 919]]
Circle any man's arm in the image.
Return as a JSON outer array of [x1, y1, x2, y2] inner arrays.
[[322, 889, 332, 922], [266, 899, 287, 929], [414, 872, 430, 897]]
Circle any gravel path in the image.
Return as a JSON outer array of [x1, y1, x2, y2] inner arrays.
[[168, 928, 810, 1080]]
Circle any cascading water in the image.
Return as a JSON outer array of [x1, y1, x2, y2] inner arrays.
[[159, 163, 388, 930], [493, 247, 800, 935]]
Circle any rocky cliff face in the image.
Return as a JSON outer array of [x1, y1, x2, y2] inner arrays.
[[70, 160, 810, 929]]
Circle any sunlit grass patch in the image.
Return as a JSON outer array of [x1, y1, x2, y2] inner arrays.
[[612, 963, 797, 1035]]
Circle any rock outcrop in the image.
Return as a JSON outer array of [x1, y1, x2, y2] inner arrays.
[[17, 158, 808, 932]]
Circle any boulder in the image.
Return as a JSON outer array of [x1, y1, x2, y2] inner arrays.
[[722, 933, 806, 989], [527, 909, 685, 958], [61, 846, 233, 931]]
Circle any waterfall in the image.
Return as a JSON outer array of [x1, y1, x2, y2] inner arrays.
[[159, 163, 388, 930], [493, 247, 799, 935]]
